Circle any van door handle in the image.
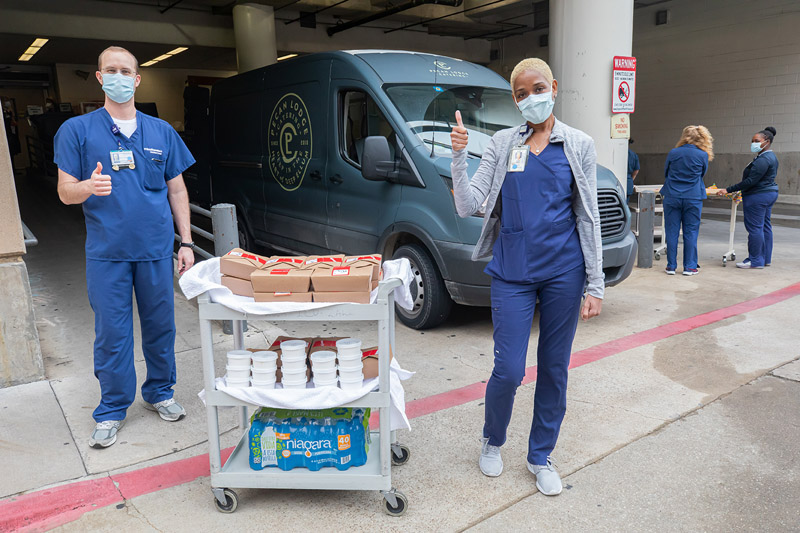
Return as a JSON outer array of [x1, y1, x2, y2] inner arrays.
[[329, 174, 343, 184], [310, 170, 322, 181]]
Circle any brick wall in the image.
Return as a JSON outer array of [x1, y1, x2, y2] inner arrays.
[[632, 0, 800, 194]]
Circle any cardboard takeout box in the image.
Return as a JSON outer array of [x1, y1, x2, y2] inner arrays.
[[251, 261, 312, 293], [219, 248, 270, 279], [342, 255, 382, 279], [312, 292, 371, 304], [221, 275, 254, 298], [311, 263, 373, 292], [253, 292, 313, 303]]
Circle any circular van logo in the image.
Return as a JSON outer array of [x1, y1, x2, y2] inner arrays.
[[267, 93, 312, 191]]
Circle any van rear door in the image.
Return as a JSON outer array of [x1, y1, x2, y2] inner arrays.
[[259, 58, 331, 253]]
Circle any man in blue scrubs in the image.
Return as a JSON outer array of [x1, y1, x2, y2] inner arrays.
[[627, 139, 640, 202], [54, 46, 196, 448]]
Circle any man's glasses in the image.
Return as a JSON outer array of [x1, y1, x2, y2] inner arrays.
[[102, 68, 136, 77]]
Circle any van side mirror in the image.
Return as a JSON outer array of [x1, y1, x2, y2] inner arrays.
[[361, 136, 397, 182]]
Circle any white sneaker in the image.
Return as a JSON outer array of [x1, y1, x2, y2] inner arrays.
[[145, 398, 186, 422], [736, 261, 764, 269], [665, 268, 676, 275], [527, 457, 562, 496], [89, 419, 125, 448], [479, 437, 503, 477]]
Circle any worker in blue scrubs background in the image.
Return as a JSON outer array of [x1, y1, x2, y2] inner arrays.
[[627, 138, 640, 203], [54, 46, 196, 449], [450, 58, 604, 497], [660, 125, 714, 276], [716, 127, 779, 269]]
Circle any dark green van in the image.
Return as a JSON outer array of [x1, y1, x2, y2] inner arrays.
[[208, 50, 637, 329]]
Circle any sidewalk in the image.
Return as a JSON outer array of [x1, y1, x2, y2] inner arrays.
[[3, 190, 800, 530]]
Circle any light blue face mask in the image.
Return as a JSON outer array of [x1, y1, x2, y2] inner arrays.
[[517, 92, 555, 125], [101, 73, 136, 104], [750, 141, 764, 154]]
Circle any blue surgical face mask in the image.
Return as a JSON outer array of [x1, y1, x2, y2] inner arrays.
[[101, 73, 136, 104], [750, 141, 764, 154], [517, 92, 555, 125]]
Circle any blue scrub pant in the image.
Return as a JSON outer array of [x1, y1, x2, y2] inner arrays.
[[742, 191, 778, 267], [483, 264, 586, 465], [663, 196, 703, 271], [86, 258, 177, 422]]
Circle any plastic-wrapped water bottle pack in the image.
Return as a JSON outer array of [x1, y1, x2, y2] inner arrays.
[[249, 407, 371, 471]]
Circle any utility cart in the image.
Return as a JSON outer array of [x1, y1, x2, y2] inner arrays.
[[196, 278, 411, 516]]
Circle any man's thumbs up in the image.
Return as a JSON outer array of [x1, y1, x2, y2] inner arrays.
[[450, 110, 468, 152], [89, 161, 112, 196]]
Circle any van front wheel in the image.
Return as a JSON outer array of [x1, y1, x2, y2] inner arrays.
[[392, 244, 452, 330]]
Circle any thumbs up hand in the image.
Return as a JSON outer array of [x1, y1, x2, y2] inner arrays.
[[450, 110, 469, 153], [89, 162, 112, 196]]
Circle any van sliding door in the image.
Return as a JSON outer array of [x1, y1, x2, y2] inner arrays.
[[258, 59, 331, 253]]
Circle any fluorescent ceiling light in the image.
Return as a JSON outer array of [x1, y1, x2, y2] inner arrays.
[[168, 47, 188, 55], [277, 53, 298, 61], [141, 46, 190, 67], [140, 60, 158, 67], [19, 37, 48, 62], [154, 54, 172, 61]]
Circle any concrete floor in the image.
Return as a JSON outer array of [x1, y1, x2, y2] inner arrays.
[[3, 175, 800, 531]]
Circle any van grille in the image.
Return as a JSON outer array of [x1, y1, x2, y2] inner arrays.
[[598, 189, 626, 239]]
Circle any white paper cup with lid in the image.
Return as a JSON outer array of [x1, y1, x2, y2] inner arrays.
[[338, 366, 364, 382], [224, 376, 250, 389], [282, 381, 308, 390], [251, 351, 278, 369], [310, 351, 336, 372], [251, 377, 276, 389], [337, 356, 363, 370], [312, 368, 337, 382], [280, 339, 307, 356], [251, 366, 277, 380], [226, 350, 251, 369], [338, 373, 364, 390], [280, 359, 308, 374], [336, 338, 362, 357], [225, 366, 251, 380], [313, 376, 338, 388], [281, 366, 308, 382]]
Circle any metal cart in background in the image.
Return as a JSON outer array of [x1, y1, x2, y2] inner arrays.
[[196, 278, 411, 516], [632, 184, 667, 260]]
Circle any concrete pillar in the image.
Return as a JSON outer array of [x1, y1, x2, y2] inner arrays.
[[0, 114, 44, 387], [550, 0, 634, 193], [233, 3, 277, 74]]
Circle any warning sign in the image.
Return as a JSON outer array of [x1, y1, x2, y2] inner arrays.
[[611, 114, 630, 139], [612, 56, 636, 114]]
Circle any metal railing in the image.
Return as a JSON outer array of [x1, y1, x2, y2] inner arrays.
[[22, 221, 38, 248], [173, 203, 239, 261]]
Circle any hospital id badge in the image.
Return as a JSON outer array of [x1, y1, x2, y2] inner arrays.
[[110, 150, 135, 171], [507, 146, 529, 172]]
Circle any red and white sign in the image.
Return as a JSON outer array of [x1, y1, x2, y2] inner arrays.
[[612, 56, 636, 113]]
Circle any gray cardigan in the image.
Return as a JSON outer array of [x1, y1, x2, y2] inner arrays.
[[451, 118, 605, 299]]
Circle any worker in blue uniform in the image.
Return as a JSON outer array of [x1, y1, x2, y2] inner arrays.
[[716, 127, 779, 268], [54, 46, 196, 449], [450, 58, 604, 496], [627, 139, 640, 203], [660, 125, 714, 276]]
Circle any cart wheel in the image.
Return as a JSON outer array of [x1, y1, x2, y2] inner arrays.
[[213, 488, 238, 513], [654, 252, 661, 260], [731, 253, 736, 260], [383, 490, 408, 517], [391, 444, 411, 466], [722, 257, 727, 267]]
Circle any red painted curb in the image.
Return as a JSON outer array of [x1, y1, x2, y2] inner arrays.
[[3, 281, 799, 531]]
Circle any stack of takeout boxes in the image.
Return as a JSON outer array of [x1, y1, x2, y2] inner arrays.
[[219, 249, 382, 304]]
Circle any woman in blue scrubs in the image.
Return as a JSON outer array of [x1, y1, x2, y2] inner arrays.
[[660, 126, 714, 276], [450, 58, 604, 496], [716, 127, 779, 268]]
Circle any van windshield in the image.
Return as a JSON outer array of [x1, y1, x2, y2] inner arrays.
[[384, 84, 521, 158]]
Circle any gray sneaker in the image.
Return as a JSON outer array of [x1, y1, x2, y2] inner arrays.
[[89, 419, 125, 448], [145, 398, 186, 422], [479, 437, 503, 477], [527, 457, 562, 496]]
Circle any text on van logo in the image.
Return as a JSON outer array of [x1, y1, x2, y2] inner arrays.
[[268, 93, 312, 192]]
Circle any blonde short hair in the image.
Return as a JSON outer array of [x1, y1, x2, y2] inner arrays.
[[510, 58, 554, 89], [98, 46, 139, 73], [676, 125, 715, 162]]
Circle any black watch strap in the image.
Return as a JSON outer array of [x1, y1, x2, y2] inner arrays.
[[180, 242, 195, 249]]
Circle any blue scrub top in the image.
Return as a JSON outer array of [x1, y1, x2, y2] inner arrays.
[[627, 149, 640, 195], [485, 142, 584, 283], [54, 108, 195, 261], [660, 144, 708, 200]]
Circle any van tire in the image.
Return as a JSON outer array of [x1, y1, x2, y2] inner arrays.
[[392, 244, 452, 330], [236, 214, 253, 251]]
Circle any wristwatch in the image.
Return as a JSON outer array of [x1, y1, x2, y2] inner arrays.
[[180, 242, 196, 249]]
